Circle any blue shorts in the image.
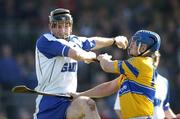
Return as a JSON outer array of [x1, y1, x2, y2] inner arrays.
[[35, 96, 71, 119]]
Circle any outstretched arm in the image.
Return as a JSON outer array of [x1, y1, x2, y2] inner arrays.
[[76, 77, 120, 98], [90, 36, 128, 50], [68, 46, 96, 63], [165, 108, 179, 119], [37, 36, 97, 63]]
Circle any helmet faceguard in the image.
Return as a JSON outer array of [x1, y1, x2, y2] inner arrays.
[[152, 51, 161, 68], [49, 8, 73, 39], [128, 30, 161, 56]]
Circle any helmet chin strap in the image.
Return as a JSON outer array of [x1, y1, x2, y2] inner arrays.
[[137, 42, 142, 55], [136, 42, 152, 57], [137, 41, 157, 57]]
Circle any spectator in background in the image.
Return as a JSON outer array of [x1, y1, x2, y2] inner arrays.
[[0, 44, 24, 119], [0, 45, 37, 119], [0, 44, 24, 89]]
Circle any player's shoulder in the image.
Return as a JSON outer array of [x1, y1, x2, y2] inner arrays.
[[69, 35, 78, 39], [36, 33, 69, 47], [69, 35, 81, 42], [135, 56, 152, 61], [133, 57, 153, 65], [127, 57, 142, 63], [38, 33, 67, 43], [37, 33, 55, 41], [42, 33, 58, 41], [69, 34, 93, 48], [70, 35, 88, 41], [126, 57, 153, 71], [68, 35, 83, 47]]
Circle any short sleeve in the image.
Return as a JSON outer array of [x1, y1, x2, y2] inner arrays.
[[36, 34, 70, 58], [77, 37, 96, 51]]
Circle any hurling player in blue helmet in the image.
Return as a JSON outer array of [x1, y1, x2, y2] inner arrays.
[[71, 30, 161, 119], [114, 51, 180, 119], [128, 30, 161, 56]]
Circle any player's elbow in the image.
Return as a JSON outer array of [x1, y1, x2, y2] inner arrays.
[[100, 62, 114, 73], [102, 81, 118, 95]]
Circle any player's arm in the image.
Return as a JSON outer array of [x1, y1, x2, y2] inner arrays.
[[89, 36, 128, 50], [73, 77, 120, 98], [164, 108, 177, 119], [97, 53, 118, 73], [68, 46, 96, 63], [163, 81, 177, 119], [115, 110, 123, 119], [37, 36, 96, 63]]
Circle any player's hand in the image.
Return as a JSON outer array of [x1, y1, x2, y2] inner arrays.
[[69, 92, 80, 99], [84, 51, 97, 64], [97, 53, 114, 72], [97, 53, 112, 61], [114, 36, 128, 49]]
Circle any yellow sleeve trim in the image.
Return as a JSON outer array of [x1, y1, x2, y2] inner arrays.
[[114, 60, 119, 73], [117, 75, 124, 88]]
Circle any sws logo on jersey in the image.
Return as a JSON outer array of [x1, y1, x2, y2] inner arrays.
[[119, 85, 128, 94], [61, 62, 77, 72]]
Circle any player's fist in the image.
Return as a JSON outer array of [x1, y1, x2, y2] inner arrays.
[[87, 51, 97, 59], [84, 51, 97, 64], [97, 53, 113, 72], [97, 53, 112, 61], [114, 36, 128, 49], [69, 92, 80, 100]]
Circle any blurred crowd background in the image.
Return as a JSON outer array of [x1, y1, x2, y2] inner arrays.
[[0, 0, 180, 119]]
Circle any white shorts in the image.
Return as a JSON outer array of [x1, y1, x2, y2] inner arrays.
[[114, 93, 120, 110]]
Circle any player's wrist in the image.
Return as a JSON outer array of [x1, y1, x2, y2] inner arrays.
[[112, 38, 116, 45]]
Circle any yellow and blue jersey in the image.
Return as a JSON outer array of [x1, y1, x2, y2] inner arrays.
[[114, 57, 156, 119]]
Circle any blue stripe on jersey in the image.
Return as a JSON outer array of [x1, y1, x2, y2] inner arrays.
[[151, 70, 157, 86], [118, 61, 125, 74], [37, 96, 71, 119], [119, 80, 155, 102], [37, 35, 70, 58], [82, 39, 96, 51], [124, 61, 139, 77]]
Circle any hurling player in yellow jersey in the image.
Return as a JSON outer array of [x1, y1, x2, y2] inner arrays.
[[71, 30, 161, 119]]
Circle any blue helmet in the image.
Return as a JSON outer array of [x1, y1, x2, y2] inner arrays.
[[132, 30, 161, 53]]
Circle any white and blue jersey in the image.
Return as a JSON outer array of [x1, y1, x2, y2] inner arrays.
[[153, 72, 170, 119], [34, 33, 96, 119]]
